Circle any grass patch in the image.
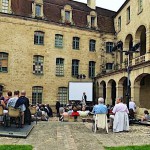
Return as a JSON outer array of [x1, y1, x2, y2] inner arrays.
[[0, 145, 33, 150], [105, 145, 150, 150]]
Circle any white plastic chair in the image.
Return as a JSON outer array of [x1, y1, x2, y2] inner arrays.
[[92, 114, 108, 133]]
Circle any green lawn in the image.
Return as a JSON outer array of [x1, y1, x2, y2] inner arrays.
[[105, 145, 150, 150], [0, 145, 33, 150]]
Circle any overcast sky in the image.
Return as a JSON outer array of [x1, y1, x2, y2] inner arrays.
[[73, 0, 126, 11]]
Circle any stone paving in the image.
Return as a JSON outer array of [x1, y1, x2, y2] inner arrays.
[[0, 118, 150, 150]]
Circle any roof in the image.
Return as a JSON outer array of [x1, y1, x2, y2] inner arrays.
[[9, 0, 116, 33]]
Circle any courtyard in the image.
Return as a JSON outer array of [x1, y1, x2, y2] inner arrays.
[[0, 119, 150, 150]]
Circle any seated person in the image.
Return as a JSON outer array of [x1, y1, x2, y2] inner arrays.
[[59, 107, 65, 121], [92, 97, 107, 116], [78, 106, 90, 117], [141, 110, 150, 122], [71, 106, 80, 121]]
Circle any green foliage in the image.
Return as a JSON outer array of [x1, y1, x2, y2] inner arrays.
[[105, 145, 150, 150], [0, 145, 33, 150]]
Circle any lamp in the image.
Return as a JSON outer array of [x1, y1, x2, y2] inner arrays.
[[112, 41, 140, 108]]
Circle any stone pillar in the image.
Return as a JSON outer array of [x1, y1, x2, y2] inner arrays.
[[132, 85, 140, 107], [106, 85, 111, 105], [116, 86, 123, 98], [99, 86, 103, 97]]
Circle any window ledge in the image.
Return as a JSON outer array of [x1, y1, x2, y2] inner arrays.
[[56, 75, 64, 77], [33, 73, 44, 75], [0, 71, 8, 73], [34, 44, 44, 46], [89, 50, 96, 52], [55, 46, 63, 49], [73, 49, 80, 50]]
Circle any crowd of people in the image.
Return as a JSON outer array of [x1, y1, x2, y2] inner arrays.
[[0, 90, 53, 128], [0, 91, 150, 132]]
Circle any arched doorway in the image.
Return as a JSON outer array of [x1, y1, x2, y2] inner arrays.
[[100, 81, 106, 103], [118, 77, 131, 104], [135, 25, 146, 56], [134, 74, 150, 108], [107, 79, 116, 105], [125, 34, 133, 59]]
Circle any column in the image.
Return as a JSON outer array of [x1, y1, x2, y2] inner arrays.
[[106, 85, 111, 105], [146, 30, 150, 53], [116, 86, 123, 98]]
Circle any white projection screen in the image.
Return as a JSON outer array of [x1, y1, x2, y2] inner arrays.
[[69, 82, 93, 101]]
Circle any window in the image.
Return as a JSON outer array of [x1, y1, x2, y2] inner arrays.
[[89, 39, 96, 51], [89, 61, 95, 78], [56, 58, 64, 76], [106, 63, 113, 70], [106, 42, 113, 53], [2, 0, 9, 13], [55, 34, 63, 48], [58, 87, 68, 106], [0, 85, 3, 94], [32, 86, 43, 105], [138, 0, 143, 12], [35, 4, 41, 17], [118, 16, 121, 32], [91, 16, 96, 28], [72, 59, 79, 76], [73, 37, 80, 50], [33, 55, 44, 74], [127, 6, 130, 23], [34, 31, 44, 45], [65, 11, 70, 22], [0, 52, 8, 72]]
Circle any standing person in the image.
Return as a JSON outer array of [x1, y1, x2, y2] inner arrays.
[[81, 92, 87, 106], [56, 100, 60, 117], [15, 90, 31, 125], [109, 97, 129, 132], [129, 99, 136, 112]]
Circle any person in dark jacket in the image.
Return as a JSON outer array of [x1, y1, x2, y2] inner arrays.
[[56, 100, 60, 117], [15, 90, 31, 125]]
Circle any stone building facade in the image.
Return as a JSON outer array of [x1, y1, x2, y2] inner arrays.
[[0, 0, 115, 105], [1, 0, 149, 112], [96, 0, 150, 113]]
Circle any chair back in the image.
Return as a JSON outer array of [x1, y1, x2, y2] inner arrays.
[[95, 114, 108, 129], [8, 107, 20, 117], [29, 106, 36, 115], [0, 105, 3, 116]]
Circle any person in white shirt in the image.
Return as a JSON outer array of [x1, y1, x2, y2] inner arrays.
[[129, 100, 136, 112], [109, 97, 129, 129]]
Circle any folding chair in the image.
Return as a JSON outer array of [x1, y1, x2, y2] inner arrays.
[[8, 107, 21, 127], [29, 106, 37, 124], [92, 114, 108, 133], [0, 105, 4, 124]]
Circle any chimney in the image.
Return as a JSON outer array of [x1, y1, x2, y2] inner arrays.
[[87, 0, 96, 10]]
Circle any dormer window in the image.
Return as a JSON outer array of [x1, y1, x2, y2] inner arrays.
[[61, 5, 73, 24], [35, 4, 41, 17], [87, 11, 97, 29], [65, 11, 70, 22], [91, 16, 96, 28], [32, 0, 43, 18]]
